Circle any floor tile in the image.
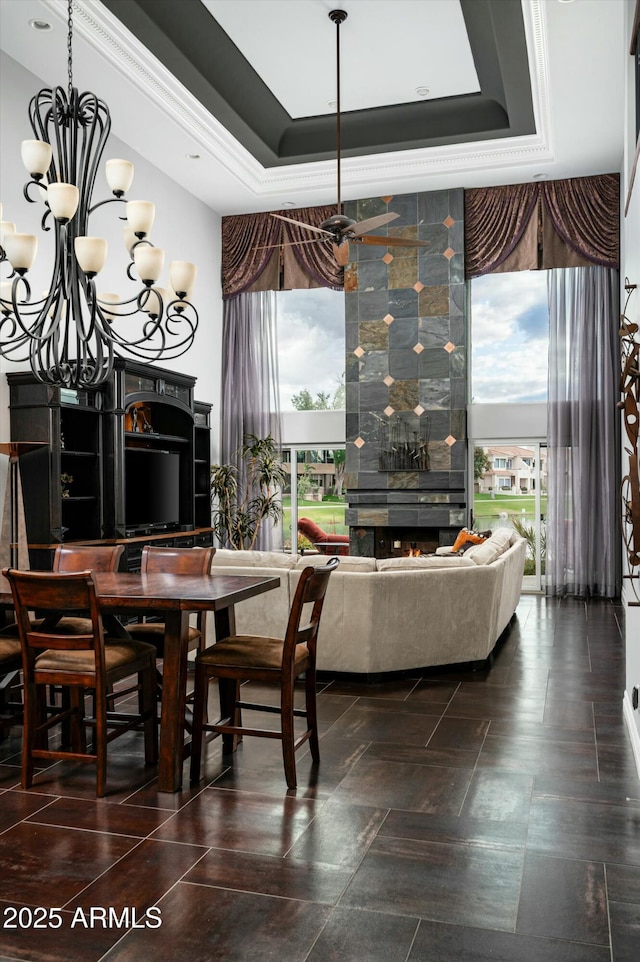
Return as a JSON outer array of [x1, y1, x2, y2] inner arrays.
[[333, 756, 472, 814], [460, 770, 534, 822], [340, 835, 523, 931], [609, 899, 640, 962], [185, 847, 353, 903], [151, 787, 319, 856], [286, 798, 388, 867], [407, 917, 611, 962], [528, 795, 640, 865], [101, 883, 331, 961], [516, 853, 608, 945], [306, 906, 419, 961], [0, 821, 137, 906]]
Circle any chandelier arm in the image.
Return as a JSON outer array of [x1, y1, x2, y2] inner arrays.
[[89, 196, 126, 218]]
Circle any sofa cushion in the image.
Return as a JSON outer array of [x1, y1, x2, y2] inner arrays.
[[467, 528, 513, 565], [212, 548, 300, 569], [376, 555, 475, 571]]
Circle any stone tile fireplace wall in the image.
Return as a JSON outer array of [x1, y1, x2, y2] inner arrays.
[[343, 189, 467, 557]]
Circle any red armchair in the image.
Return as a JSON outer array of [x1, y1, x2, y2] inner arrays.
[[297, 517, 350, 556]]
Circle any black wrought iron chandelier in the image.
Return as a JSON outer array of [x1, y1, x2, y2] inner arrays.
[[0, 0, 198, 389]]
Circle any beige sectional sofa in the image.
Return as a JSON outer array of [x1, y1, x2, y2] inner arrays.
[[210, 529, 527, 676]]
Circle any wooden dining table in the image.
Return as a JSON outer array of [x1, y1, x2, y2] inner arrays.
[[0, 569, 280, 793]]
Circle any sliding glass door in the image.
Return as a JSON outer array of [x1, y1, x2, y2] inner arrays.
[[472, 441, 547, 591], [281, 447, 347, 553]]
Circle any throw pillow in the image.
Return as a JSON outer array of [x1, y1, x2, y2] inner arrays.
[[450, 527, 487, 553]]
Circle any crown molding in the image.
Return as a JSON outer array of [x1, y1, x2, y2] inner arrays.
[[44, 0, 554, 203]]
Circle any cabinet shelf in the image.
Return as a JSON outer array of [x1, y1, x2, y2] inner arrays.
[[9, 362, 214, 567], [124, 432, 189, 445]]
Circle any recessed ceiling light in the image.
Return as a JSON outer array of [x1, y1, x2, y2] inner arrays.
[[29, 18, 52, 31], [415, 86, 430, 97], [282, 201, 295, 208], [328, 100, 337, 109], [533, 173, 549, 180], [186, 153, 201, 160]]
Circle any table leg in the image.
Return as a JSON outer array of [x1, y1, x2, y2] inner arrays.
[[157, 609, 189, 793], [213, 604, 236, 642]]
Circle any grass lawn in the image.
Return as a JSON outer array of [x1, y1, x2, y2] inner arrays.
[[474, 492, 547, 523], [282, 496, 348, 540], [281, 494, 545, 544]]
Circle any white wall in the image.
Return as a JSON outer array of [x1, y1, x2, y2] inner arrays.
[[621, 1, 640, 768], [468, 403, 547, 442], [0, 51, 222, 459], [281, 409, 346, 448]]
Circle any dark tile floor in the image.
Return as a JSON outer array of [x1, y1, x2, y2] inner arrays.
[[1, 595, 639, 961]]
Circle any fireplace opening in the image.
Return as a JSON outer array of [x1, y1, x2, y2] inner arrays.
[[351, 526, 449, 559]]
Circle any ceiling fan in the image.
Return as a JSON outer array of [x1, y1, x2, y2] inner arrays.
[[270, 9, 430, 268]]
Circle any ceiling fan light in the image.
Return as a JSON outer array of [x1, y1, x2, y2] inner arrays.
[[105, 158, 134, 197]]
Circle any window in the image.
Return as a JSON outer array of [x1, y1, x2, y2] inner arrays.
[[276, 288, 345, 412], [493, 457, 512, 469], [497, 477, 512, 490], [471, 271, 549, 403]]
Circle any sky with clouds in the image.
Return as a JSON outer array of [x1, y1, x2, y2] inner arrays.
[[275, 272, 550, 410], [276, 288, 345, 410], [470, 271, 549, 403]]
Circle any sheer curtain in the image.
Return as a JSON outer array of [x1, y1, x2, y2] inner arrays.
[[220, 291, 281, 550], [546, 266, 620, 597]]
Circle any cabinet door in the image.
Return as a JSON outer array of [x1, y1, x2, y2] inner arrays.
[[59, 406, 103, 541]]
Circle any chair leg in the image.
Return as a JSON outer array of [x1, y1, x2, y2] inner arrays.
[[189, 663, 208, 784], [281, 675, 297, 789], [22, 681, 38, 790], [140, 665, 158, 765], [305, 667, 320, 763], [219, 678, 241, 754], [94, 687, 107, 798], [69, 686, 87, 754]]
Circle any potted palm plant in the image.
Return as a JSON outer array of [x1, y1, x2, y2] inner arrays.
[[210, 434, 286, 550]]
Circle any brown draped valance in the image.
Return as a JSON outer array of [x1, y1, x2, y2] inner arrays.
[[221, 206, 344, 298], [464, 174, 620, 278]]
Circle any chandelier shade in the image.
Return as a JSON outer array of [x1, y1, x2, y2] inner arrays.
[[0, 0, 199, 389]]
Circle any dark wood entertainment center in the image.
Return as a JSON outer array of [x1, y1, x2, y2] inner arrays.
[[8, 360, 213, 570]]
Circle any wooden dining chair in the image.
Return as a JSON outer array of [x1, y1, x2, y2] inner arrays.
[[126, 545, 216, 658], [3, 567, 158, 797], [189, 557, 339, 790], [0, 636, 22, 738]]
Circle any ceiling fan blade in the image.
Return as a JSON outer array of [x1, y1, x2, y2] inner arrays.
[[271, 213, 333, 237], [333, 240, 350, 267], [347, 212, 400, 237], [356, 235, 430, 248]]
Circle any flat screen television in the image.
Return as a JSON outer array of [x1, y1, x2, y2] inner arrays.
[[125, 448, 180, 529]]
